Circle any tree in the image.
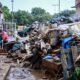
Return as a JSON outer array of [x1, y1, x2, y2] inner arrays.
[[14, 10, 34, 25], [42, 12, 52, 21], [31, 7, 52, 22], [0, 2, 2, 12], [2, 6, 11, 21], [53, 10, 75, 18], [52, 10, 76, 23], [2, 6, 52, 25], [60, 10, 75, 17], [31, 7, 45, 16]]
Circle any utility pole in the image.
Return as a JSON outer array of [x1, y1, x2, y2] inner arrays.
[[58, 0, 60, 25], [11, 0, 14, 25], [59, 0, 60, 14], [53, 0, 60, 16], [11, 0, 14, 35]]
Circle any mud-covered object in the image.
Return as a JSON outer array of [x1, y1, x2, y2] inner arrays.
[[7, 67, 36, 80]]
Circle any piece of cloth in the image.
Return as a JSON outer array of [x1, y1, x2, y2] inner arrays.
[[62, 36, 74, 49], [62, 37, 74, 70], [43, 55, 53, 60]]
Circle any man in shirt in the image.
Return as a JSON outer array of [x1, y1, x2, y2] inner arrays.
[[0, 30, 8, 50]]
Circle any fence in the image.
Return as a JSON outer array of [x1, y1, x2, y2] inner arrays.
[[2, 22, 16, 36]]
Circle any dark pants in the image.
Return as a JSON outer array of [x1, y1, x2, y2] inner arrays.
[[3, 41, 8, 51]]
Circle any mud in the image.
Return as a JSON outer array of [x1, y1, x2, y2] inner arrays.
[[7, 67, 36, 80]]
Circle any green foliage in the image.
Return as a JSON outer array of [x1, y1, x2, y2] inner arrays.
[[75, 67, 80, 77], [60, 10, 75, 17], [53, 10, 75, 18], [42, 12, 52, 21], [52, 10, 76, 23], [2, 6, 76, 25], [31, 7, 45, 16], [14, 10, 33, 25], [2, 6, 52, 25], [2, 6, 11, 21], [31, 7, 52, 22], [68, 67, 80, 80], [68, 72, 77, 80], [0, 2, 2, 8]]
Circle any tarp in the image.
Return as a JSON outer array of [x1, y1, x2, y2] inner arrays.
[[43, 55, 53, 60], [62, 36, 74, 49]]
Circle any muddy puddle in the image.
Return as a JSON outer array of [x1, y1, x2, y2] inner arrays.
[[6, 67, 36, 80]]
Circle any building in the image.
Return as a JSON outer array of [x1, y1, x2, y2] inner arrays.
[[75, 0, 80, 13], [0, 2, 4, 29], [0, 2, 2, 8], [71, 0, 80, 21]]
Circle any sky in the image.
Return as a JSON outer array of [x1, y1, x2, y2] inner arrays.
[[0, 0, 75, 14]]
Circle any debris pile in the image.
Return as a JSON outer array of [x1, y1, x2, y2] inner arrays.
[[0, 22, 80, 80]]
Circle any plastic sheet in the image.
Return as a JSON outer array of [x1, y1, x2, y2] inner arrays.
[[43, 55, 53, 60]]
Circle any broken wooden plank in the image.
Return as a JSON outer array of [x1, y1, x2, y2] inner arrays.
[[71, 46, 78, 65]]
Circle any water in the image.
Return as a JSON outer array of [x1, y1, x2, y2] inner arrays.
[[7, 67, 36, 80]]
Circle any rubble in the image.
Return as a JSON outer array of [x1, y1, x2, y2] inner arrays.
[[0, 22, 80, 80]]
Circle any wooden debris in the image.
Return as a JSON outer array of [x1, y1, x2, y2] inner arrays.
[[0, 49, 8, 55], [71, 46, 78, 65]]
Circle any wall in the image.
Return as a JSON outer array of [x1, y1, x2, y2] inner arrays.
[[76, 0, 80, 13], [0, 13, 4, 29]]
